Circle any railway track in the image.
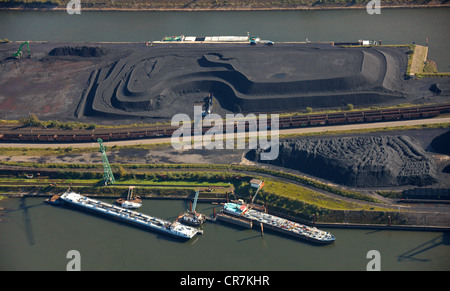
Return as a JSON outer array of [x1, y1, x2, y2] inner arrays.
[[0, 181, 228, 188], [1, 103, 449, 143]]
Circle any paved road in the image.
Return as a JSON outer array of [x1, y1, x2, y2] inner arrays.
[[1, 117, 449, 148]]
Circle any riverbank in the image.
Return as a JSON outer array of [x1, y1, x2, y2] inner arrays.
[[1, 158, 449, 228], [2, 192, 449, 233]]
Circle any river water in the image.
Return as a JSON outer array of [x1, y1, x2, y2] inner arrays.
[[0, 8, 449, 69], [0, 8, 449, 271], [0, 197, 449, 271]]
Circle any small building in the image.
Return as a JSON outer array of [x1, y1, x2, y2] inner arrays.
[[250, 179, 264, 189]]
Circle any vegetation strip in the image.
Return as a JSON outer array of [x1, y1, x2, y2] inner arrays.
[[0, 161, 383, 204], [1, 162, 444, 225]]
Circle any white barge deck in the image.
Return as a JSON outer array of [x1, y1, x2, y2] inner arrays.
[[57, 191, 201, 240], [223, 202, 335, 244]]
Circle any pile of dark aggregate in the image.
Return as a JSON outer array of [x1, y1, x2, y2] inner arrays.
[[48, 46, 106, 57], [430, 130, 450, 155], [247, 135, 438, 187]]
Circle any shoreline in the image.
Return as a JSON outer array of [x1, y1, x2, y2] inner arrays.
[[1, 4, 450, 12], [1, 193, 449, 232]]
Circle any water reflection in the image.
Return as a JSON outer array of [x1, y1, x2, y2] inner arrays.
[[1, 198, 449, 270], [2, 198, 45, 246], [398, 233, 449, 262]]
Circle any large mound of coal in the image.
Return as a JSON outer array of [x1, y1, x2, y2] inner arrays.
[[248, 136, 438, 187], [49, 46, 106, 57], [78, 45, 407, 119]]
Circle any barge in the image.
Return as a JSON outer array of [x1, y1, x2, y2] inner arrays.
[[161, 34, 261, 43], [56, 191, 201, 240], [223, 202, 335, 244]]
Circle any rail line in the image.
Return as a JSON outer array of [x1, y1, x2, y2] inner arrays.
[[1, 103, 449, 143]]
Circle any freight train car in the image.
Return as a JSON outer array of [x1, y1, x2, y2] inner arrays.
[[0, 103, 449, 143]]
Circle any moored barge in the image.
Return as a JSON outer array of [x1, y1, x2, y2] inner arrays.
[[223, 202, 335, 244], [55, 191, 201, 240]]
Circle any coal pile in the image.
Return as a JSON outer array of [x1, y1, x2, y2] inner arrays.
[[77, 44, 408, 119], [429, 83, 442, 95], [49, 46, 106, 57], [430, 130, 450, 155], [443, 164, 450, 174], [5, 41, 447, 124], [247, 136, 438, 187]]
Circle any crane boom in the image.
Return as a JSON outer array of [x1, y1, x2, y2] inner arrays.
[[251, 187, 261, 204], [12, 41, 32, 59], [192, 190, 199, 212], [97, 138, 115, 185]]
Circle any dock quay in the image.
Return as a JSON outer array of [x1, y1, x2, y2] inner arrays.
[[6, 193, 449, 232], [4, 192, 228, 203], [314, 222, 450, 233]]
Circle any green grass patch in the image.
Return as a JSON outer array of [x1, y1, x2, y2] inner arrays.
[[0, 146, 99, 157], [415, 72, 450, 78], [260, 180, 385, 211]]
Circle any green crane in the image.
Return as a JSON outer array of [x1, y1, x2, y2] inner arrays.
[[97, 138, 115, 186], [12, 41, 32, 59], [191, 190, 199, 213]]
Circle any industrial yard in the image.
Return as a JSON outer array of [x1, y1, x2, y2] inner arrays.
[[1, 123, 449, 228], [0, 38, 449, 229], [1, 2, 450, 272], [1, 40, 449, 124]]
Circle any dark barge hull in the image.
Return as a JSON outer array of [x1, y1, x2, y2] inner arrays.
[[255, 221, 335, 244]]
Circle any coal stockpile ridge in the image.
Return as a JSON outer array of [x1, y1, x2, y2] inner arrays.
[[247, 136, 438, 187], [49, 46, 106, 57], [77, 44, 407, 119]]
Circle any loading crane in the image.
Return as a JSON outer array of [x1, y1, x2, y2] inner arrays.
[[97, 138, 115, 186], [192, 190, 199, 213], [12, 41, 32, 59], [251, 179, 265, 204]]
